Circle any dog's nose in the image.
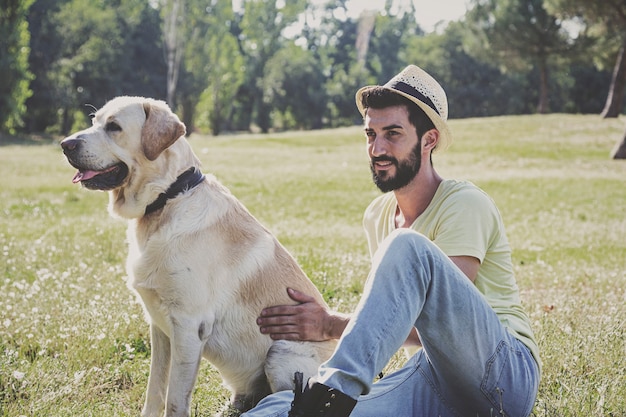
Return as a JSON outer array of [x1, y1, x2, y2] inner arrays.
[[61, 137, 83, 155]]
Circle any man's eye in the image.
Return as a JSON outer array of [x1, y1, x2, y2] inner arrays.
[[106, 121, 122, 132]]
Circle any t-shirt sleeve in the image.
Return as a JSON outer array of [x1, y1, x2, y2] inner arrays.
[[431, 188, 499, 262]]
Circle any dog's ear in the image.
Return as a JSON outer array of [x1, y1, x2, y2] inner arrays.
[[141, 101, 186, 161]]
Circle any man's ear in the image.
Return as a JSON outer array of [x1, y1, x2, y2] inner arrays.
[[141, 101, 186, 161], [422, 129, 440, 153]]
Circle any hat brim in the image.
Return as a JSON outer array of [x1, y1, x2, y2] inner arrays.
[[355, 86, 451, 153]]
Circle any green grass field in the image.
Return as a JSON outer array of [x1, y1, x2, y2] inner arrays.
[[1, 114, 625, 416]]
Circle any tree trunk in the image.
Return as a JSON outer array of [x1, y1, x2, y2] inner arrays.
[[611, 125, 626, 159], [537, 60, 549, 114], [164, 0, 184, 107], [180, 96, 194, 137], [601, 40, 626, 118], [356, 12, 376, 65]]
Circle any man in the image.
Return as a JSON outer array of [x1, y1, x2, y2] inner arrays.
[[246, 65, 541, 417]]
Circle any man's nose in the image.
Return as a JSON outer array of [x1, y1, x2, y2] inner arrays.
[[369, 136, 387, 157]]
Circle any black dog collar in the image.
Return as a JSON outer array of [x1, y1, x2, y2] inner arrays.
[[144, 168, 205, 215]]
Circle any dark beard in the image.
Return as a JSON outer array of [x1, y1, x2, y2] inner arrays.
[[370, 140, 421, 193]]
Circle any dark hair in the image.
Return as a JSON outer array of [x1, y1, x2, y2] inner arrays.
[[360, 87, 435, 139]]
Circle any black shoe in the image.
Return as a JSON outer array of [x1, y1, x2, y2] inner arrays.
[[288, 372, 357, 417]]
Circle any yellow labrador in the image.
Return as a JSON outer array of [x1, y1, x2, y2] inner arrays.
[[61, 96, 335, 417]]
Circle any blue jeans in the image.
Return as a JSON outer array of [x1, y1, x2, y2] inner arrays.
[[243, 229, 540, 417]]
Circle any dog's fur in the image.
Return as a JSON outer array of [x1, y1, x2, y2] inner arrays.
[[61, 96, 336, 417]]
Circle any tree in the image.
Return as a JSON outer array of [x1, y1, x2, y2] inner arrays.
[[231, 0, 307, 133], [191, 0, 244, 135], [545, 0, 626, 118], [261, 43, 326, 130], [24, 0, 166, 135], [161, 0, 185, 107], [466, 0, 572, 113], [602, 45, 626, 118], [116, 1, 168, 100], [302, 3, 373, 127], [366, 1, 422, 82], [405, 22, 535, 118], [24, 0, 68, 133], [0, 0, 34, 134], [611, 125, 626, 159], [43, 0, 138, 133], [14, 0, 621, 136], [546, 0, 626, 157]]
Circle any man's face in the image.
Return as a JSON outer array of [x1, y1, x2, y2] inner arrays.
[[364, 106, 422, 192]]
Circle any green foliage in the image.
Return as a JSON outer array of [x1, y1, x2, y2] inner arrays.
[[232, 0, 308, 133], [1, 115, 625, 415], [465, 0, 577, 113], [2, 0, 624, 137], [261, 44, 327, 130], [405, 24, 535, 118], [0, 0, 34, 134], [311, 12, 369, 127], [366, 2, 422, 81], [189, 0, 245, 135], [468, 0, 571, 67], [23, 0, 166, 135]]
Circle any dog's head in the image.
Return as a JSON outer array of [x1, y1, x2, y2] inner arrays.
[[61, 96, 193, 218]]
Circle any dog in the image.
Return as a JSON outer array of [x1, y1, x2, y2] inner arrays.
[[61, 96, 336, 417]]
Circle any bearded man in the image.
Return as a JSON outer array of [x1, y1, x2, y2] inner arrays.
[[247, 65, 541, 417]]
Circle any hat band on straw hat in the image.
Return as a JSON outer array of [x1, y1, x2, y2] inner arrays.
[[386, 80, 440, 117]]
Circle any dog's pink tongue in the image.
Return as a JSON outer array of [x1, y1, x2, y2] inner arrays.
[[72, 170, 100, 183]]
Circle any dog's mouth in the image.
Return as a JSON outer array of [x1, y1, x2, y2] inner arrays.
[[72, 162, 129, 190]]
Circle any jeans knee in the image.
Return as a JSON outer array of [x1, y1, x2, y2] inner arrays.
[[372, 229, 436, 272], [385, 229, 431, 254]]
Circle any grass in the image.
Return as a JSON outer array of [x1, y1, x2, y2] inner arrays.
[[1, 114, 625, 416]]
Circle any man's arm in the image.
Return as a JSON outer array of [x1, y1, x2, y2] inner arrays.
[[449, 255, 480, 283]]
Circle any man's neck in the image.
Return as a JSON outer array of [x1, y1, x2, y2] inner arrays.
[[394, 170, 443, 228]]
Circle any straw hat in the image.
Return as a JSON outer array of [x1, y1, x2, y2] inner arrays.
[[355, 65, 451, 152]]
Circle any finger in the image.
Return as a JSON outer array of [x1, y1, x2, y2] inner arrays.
[[268, 332, 301, 341], [287, 287, 315, 303], [257, 315, 297, 327], [260, 304, 300, 317], [260, 324, 299, 337]]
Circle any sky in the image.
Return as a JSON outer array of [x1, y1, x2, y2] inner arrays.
[[232, 0, 470, 34], [342, 0, 469, 32]]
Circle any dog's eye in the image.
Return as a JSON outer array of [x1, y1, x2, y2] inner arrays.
[[106, 121, 122, 132]]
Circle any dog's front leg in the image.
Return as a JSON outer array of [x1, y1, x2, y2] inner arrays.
[[164, 318, 209, 417], [142, 324, 171, 417]]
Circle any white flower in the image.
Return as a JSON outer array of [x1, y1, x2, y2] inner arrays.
[[74, 370, 86, 383], [12, 371, 25, 380]]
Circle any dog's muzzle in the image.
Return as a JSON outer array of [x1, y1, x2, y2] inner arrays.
[[61, 137, 129, 191]]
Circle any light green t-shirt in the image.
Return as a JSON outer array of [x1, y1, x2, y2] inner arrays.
[[363, 179, 541, 370]]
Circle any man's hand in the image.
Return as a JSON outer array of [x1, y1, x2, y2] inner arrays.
[[257, 288, 343, 341]]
